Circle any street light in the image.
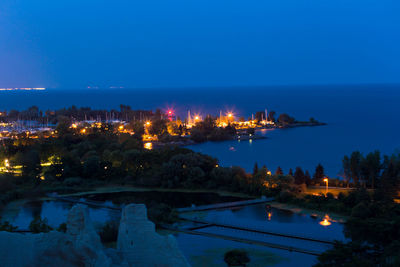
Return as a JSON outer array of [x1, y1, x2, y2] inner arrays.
[[323, 177, 328, 194]]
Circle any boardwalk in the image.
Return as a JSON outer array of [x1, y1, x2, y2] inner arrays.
[[176, 197, 274, 213], [180, 217, 335, 244], [163, 226, 322, 256]]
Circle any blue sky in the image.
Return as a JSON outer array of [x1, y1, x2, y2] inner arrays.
[[0, 0, 399, 88]]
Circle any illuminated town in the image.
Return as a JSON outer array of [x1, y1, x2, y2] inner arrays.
[[1, 107, 321, 151]]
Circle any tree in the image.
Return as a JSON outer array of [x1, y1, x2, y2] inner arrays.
[[313, 163, 325, 184], [342, 155, 351, 187], [129, 120, 145, 139], [277, 113, 295, 125], [304, 170, 312, 186], [275, 166, 283, 175], [268, 111, 276, 122], [149, 119, 167, 136], [294, 167, 305, 185], [349, 151, 362, 187], [224, 249, 250, 267], [252, 163, 259, 176], [55, 115, 72, 136], [360, 151, 381, 189]]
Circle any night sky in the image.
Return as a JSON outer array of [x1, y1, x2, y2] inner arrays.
[[1, 0, 399, 88]]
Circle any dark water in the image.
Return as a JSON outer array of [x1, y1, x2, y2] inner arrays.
[[1, 85, 399, 176], [1, 191, 244, 229], [84, 191, 246, 207]]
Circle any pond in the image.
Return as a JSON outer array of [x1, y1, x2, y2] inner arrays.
[[0, 191, 246, 229], [1, 192, 344, 267]]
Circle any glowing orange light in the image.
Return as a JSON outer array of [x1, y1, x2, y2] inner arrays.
[[71, 123, 77, 129], [80, 129, 86, 134], [144, 142, 153, 150], [323, 178, 328, 183], [145, 121, 151, 126], [228, 113, 233, 118], [195, 116, 199, 120], [119, 125, 124, 130], [319, 215, 331, 226], [267, 212, 272, 221]]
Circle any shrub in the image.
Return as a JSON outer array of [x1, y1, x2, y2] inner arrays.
[[29, 217, 53, 233], [57, 222, 67, 233], [99, 221, 119, 243], [224, 249, 250, 267], [0, 221, 17, 232]]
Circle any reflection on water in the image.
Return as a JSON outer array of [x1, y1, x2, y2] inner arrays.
[[2, 195, 346, 267], [186, 203, 345, 242], [176, 203, 345, 267], [1, 191, 246, 229], [319, 214, 332, 226], [5, 200, 119, 230]]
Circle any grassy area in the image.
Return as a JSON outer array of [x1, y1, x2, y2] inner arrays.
[[305, 186, 356, 197]]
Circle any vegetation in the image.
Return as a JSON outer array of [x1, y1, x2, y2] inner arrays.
[[224, 249, 250, 267], [99, 221, 119, 243], [29, 216, 53, 233], [0, 221, 17, 232], [314, 151, 400, 266], [1, 120, 399, 265]]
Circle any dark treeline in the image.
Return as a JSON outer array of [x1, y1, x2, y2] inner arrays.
[[342, 150, 383, 189], [314, 152, 400, 266], [0, 128, 299, 210]]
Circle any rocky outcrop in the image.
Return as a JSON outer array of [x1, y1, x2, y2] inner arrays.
[[0, 204, 190, 267], [117, 204, 190, 267]]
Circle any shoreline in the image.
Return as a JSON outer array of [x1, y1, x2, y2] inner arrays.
[[269, 201, 348, 223]]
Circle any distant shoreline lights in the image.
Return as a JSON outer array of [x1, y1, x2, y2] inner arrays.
[[0, 88, 46, 91]]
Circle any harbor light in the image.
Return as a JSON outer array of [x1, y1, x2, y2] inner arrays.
[[319, 215, 332, 226], [145, 121, 151, 126]]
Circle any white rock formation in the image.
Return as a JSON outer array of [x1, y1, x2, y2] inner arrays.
[[0, 204, 111, 267], [0, 203, 190, 267], [117, 204, 190, 267]]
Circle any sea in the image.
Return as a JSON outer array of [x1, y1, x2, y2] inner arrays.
[[1, 84, 399, 177]]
